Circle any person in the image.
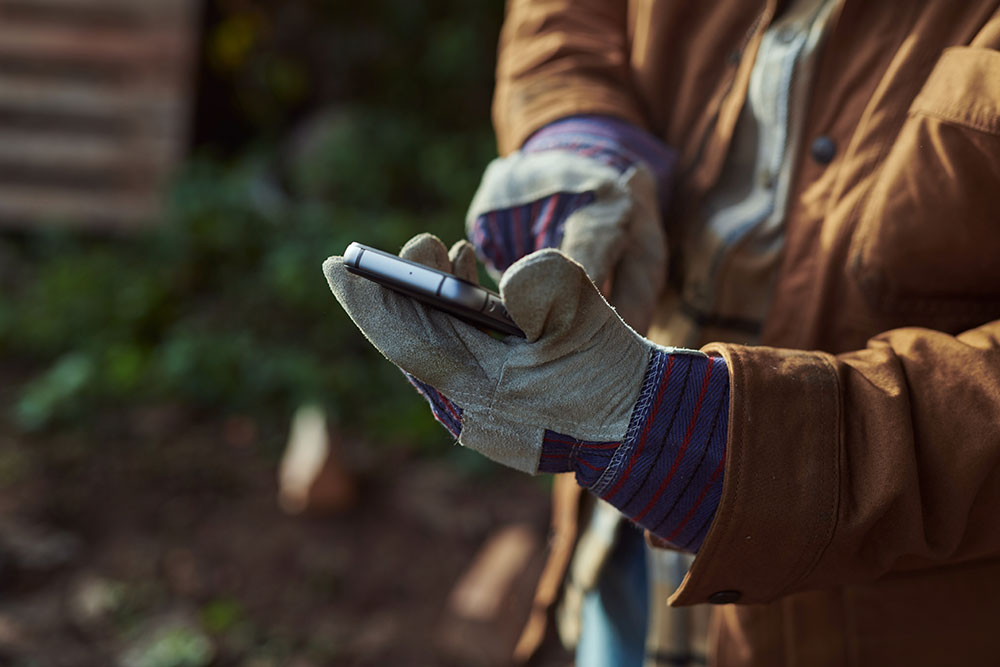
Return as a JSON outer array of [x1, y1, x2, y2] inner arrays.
[[325, 1, 1000, 665]]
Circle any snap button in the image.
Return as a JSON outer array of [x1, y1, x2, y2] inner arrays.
[[810, 135, 837, 165], [708, 590, 742, 604]]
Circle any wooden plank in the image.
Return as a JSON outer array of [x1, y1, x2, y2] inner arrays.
[[0, 183, 159, 227], [0, 0, 198, 22], [0, 129, 174, 170], [438, 523, 547, 665], [0, 23, 192, 65], [0, 74, 183, 124], [448, 525, 539, 622], [0, 0, 199, 228], [0, 100, 190, 143]]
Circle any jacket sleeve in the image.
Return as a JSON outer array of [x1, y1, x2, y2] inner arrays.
[[667, 320, 1000, 605], [493, 0, 647, 154]]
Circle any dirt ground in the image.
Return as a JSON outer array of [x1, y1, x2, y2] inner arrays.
[[0, 399, 572, 666]]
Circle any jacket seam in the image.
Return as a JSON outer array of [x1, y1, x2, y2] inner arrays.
[[779, 352, 843, 596], [723, 346, 747, 586], [908, 107, 1000, 136], [679, 8, 771, 184], [766, 353, 837, 598], [837, 3, 931, 302]]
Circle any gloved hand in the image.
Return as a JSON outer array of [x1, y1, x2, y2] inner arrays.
[[466, 116, 676, 333], [324, 233, 729, 551]]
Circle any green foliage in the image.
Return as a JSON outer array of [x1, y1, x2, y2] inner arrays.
[[122, 627, 214, 667], [15, 353, 97, 431], [0, 108, 495, 448], [200, 598, 245, 635], [202, 0, 504, 139], [0, 0, 504, 452]]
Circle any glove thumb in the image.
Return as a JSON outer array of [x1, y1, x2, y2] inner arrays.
[[499, 249, 620, 344]]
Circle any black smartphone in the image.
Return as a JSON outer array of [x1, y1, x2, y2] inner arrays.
[[343, 242, 525, 338]]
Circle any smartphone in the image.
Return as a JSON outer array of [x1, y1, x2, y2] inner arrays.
[[343, 242, 525, 338]]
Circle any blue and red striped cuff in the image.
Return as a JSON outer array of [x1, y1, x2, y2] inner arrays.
[[523, 115, 676, 195], [468, 191, 596, 273], [469, 115, 675, 273], [405, 373, 463, 439], [538, 350, 729, 553]]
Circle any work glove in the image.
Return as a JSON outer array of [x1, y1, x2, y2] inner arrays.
[[323, 233, 729, 551], [466, 116, 675, 333]]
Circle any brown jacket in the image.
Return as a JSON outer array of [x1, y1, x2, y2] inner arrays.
[[495, 1, 1000, 664]]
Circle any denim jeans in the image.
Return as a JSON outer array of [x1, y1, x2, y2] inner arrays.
[[576, 525, 649, 667]]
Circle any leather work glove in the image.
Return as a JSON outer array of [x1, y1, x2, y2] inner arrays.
[[466, 116, 676, 334], [323, 233, 730, 552]]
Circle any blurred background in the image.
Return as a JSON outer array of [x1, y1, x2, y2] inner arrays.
[[0, 1, 565, 665]]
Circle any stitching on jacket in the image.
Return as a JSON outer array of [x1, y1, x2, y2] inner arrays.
[[844, 13, 947, 306], [773, 359, 826, 597], [909, 107, 1000, 136], [679, 10, 769, 184], [778, 353, 842, 597], [799, 353, 844, 583]]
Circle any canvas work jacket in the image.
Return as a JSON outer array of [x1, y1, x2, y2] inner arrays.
[[494, 1, 1000, 665]]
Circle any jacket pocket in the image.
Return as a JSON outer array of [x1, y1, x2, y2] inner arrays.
[[850, 47, 1000, 319]]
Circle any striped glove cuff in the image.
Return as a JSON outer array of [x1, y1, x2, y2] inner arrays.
[[538, 350, 729, 553], [469, 115, 675, 273], [523, 115, 676, 204]]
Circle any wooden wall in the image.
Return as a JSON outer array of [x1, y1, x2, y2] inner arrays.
[[0, 0, 199, 228]]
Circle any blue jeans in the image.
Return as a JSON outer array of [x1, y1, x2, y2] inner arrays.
[[577, 525, 649, 667]]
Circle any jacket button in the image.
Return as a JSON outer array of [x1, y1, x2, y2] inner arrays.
[[810, 135, 837, 165], [708, 590, 742, 604]]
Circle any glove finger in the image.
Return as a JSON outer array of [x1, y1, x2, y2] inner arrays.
[[557, 179, 631, 287], [608, 165, 667, 334], [498, 249, 615, 343], [323, 254, 507, 395], [399, 232, 451, 271], [559, 218, 626, 288], [609, 259, 658, 334], [448, 240, 480, 283]]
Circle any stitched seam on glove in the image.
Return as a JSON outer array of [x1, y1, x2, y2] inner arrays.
[[590, 348, 667, 497], [537, 350, 729, 552]]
